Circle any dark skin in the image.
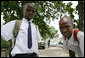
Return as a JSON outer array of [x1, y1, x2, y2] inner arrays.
[[59, 17, 74, 39], [59, 17, 75, 57], [24, 3, 36, 21]]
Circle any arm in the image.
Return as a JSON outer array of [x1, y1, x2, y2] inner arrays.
[[78, 32, 84, 57], [1, 20, 16, 41]]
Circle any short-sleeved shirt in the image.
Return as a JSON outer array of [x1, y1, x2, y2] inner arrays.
[[1, 18, 42, 56]]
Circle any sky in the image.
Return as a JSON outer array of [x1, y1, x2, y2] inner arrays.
[[1, 1, 78, 38]]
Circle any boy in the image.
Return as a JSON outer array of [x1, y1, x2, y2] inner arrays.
[[1, 3, 42, 57], [59, 16, 84, 57]]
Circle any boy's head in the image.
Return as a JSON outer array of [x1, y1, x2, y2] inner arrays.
[[59, 16, 74, 38], [23, 3, 36, 21]]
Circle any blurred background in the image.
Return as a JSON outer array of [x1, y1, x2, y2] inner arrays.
[[1, 1, 84, 57]]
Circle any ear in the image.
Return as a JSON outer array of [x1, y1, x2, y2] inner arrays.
[[73, 24, 75, 29]]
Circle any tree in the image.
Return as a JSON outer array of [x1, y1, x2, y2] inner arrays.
[[1, 1, 58, 40], [1, 1, 84, 51], [48, 26, 58, 39], [1, 1, 84, 39], [77, 1, 84, 31]]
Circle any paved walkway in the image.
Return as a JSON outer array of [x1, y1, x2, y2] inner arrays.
[[2, 45, 76, 57], [39, 45, 69, 57]]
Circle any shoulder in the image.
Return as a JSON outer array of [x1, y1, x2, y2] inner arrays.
[[77, 31, 84, 38], [73, 29, 84, 37], [32, 23, 38, 28], [76, 30, 84, 42], [6, 20, 16, 25], [8, 20, 16, 23], [2, 20, 16, 27]]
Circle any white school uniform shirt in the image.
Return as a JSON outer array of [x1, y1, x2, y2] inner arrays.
[[63, 29, 84, 57], [1, 18, 42, 56]]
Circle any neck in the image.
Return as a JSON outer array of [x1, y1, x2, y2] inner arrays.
[[67, 33, 72, 40], [27, 19, 31, 21], [24, 17, 31, 21]]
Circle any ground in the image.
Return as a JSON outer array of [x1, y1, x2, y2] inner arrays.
[[1, 45, 69, 57], [39, 45, 69, 57]]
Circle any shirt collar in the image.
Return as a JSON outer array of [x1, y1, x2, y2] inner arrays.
[[22, 18, 33, 24]]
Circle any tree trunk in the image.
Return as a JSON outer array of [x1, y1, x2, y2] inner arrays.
[[78, 1, 84, 31]]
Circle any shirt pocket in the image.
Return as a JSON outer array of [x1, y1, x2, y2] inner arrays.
[[32, 26, 37, 38], [19, 26, 27, 36], [32, 25, 37, 33]]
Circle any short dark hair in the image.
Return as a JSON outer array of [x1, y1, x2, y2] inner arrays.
[[60, 16, 73, 25]]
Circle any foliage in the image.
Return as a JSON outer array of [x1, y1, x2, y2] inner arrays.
[[1, 1, 60, 39], [1, 1, 84, 48], [1, 39, 10, 49]]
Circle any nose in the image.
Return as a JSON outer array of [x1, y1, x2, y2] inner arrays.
[[29, 11, 33, 15]]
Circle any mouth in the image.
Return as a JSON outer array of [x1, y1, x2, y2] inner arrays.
[[26, 15, 34, 19], [62, 33, 68, 37]]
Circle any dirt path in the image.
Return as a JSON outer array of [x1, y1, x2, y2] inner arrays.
[[1, 45, 69, 57], [39, 45, 69, 57]]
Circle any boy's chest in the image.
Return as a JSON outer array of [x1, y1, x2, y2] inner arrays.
[[20, 22, 37, 32], [64, 37, 79, 50]]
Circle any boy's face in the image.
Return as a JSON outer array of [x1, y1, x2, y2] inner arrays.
[[59, 19, 74, 38], [24, 4, 36, 21]]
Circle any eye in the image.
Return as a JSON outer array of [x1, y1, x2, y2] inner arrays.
[[32, 10, 35, 13], [26, 9, 30, 12], [66, 26, 70, 29]]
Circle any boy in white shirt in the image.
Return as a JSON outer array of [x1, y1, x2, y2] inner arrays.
[[1, 3, 42, 57], [59, 16, 84, 57]]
